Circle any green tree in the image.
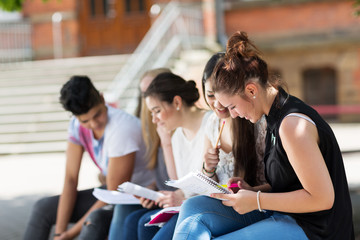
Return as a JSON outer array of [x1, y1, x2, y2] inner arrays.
[[0, 0, 52, 12], [355, 0, 360, 16], [0, 0, 24, 11]]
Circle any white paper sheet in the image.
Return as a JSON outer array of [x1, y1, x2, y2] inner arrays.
[[92, 188, 141, 204]]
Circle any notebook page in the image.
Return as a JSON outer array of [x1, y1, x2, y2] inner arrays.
[[117, 182, 164, 201], [166, 172, 230, 196], [92, 188, 141, 204]]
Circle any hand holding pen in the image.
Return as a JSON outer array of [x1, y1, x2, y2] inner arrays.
[[225, 177, 253, 193], [203, 121, 225, 176]]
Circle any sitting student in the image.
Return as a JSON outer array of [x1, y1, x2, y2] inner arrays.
[[24, 76, 154, 240], [173, 31, 354, 240], [122, 72, 210, 240], [108, 68, 177, 240], [201, 52, 268, 188]]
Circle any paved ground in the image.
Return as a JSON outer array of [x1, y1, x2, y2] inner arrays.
[[0, 153, 99, 240], [0, 124, 359, 240]]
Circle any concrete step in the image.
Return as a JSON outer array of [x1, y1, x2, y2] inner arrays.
[[0, 103, 63, 115], [0, 142, 66, 154], [0, 121, 68, 134], [0, 112, 69, 124], [0, 81, 110, 97], [0, 131, 68, 144], [0, 72, 117, 88], [0, 54, 129, 155]]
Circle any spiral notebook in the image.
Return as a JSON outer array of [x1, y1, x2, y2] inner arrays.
[[165, 171, 230, 196], [144, 206, 181, 227]]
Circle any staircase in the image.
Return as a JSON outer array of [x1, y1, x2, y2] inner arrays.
[[0, 54, 128, 155], [0, 1, 218, 156]]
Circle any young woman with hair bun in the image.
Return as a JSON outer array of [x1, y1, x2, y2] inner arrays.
[[126, 72, 211, 240], [173, 31, 354, 240]]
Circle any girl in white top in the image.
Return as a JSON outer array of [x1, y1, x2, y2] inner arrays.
[[201, 52, 268, 187], [144, 72, 210, 206]]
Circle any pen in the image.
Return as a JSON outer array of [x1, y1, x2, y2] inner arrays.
[[214, 120, 225, 148]]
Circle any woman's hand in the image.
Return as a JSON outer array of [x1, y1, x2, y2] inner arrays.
[[54, 231, 72, 240], [211, 189, 257, 214], [155, 190, 185, 208], [203, 147, 220, 172], [227, 177, 253, 193], [139, 197, 156, 209], [157, 124, 172, 147]]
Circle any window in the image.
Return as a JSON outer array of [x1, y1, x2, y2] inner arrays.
[[124, 0, 145, 13], [303, 67, 337, 119], [89, 0, 111, 18]]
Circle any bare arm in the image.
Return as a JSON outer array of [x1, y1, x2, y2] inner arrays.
[[54, 141, 84, 239], [262, 116, 334, 213], [213, 116, 334, 214], [202, 136, 219, 181], [56, 150, 137, 239], [106, 152, 136, 190], [157, 125, 177, 180]]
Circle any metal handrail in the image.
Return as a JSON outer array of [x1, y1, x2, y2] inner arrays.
[[104, 2, 205, 113], [0, 21, 32, 63]]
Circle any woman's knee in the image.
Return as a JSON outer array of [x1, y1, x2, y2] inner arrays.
[[84, 206, 113, 226], [30, 196, 58, 220], [35, 196, 58, 211], [181, 195, 218, 214]]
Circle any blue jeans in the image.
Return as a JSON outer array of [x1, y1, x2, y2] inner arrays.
[[138, 209, 178, 240], [173, 195, 272, 240], [108, 204, 143, 240], [121, 208, 150, 239], [120, 208, 178, 240], [24, 188, 111, 240], [215, 212, 308, 240]]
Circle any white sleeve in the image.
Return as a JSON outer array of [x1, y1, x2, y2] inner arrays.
[[105, 118, 142, 158]]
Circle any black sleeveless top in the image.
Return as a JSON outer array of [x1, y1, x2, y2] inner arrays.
[[264, 88, 354, 240]]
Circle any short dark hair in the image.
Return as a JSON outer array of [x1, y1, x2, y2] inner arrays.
[[59, 75, 103, 115]]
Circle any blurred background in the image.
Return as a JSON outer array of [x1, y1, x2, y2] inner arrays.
[[0, 0, 359, 239]]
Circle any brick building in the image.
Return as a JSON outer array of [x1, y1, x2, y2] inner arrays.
[[21, 0, 154, 59], [12, 0, 360, 121], [221, 0, 360, 121]]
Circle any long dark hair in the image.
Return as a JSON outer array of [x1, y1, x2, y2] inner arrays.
[[202, 52, 259, 186], [232, 118, 258, 186]]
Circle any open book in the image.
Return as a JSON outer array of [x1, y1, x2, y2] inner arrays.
[[165, 171, 231, 196], [117, 182, 164, 201], [145, 206, 181, 227]]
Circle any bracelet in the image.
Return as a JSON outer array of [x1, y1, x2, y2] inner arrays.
[[257, 190, 266, 212], [206, 171, 216, 178], [202, 162, 216, 174], [202, 167, 216, 178], [54, 233, 62, 237]]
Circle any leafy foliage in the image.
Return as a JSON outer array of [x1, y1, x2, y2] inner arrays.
[[355, 0, 360, 16], [0, 0, 52, 12], [0, 0, 24, 11]]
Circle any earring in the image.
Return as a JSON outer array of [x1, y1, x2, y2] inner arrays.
[[253, 95, 256, 99], [176, 107, 180, 111]]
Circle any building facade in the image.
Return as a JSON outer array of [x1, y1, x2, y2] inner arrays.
[[221, 0, 360, 121], [21, 0, 153, 59], [13, 0, 360, 121]]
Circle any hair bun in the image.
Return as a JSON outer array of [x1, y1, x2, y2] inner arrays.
[[186, 80, 196, 88]]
